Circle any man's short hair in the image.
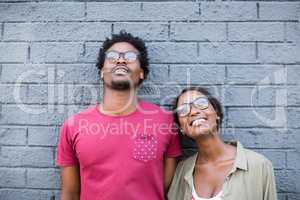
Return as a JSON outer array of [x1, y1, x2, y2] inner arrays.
[[96, 30, 149, 84]]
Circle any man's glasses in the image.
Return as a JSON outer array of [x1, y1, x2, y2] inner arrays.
[[105, 51, 139, 63], [176, 97, 209, 117]]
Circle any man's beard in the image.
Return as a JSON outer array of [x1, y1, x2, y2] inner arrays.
[[110, 79, 131, 90]]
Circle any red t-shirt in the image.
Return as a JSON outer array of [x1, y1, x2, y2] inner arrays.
[[56, 101, 182, 200]]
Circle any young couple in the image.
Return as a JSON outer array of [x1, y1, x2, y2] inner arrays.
[[56, 31, 277, 200]]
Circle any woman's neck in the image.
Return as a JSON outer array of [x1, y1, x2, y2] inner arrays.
[[195, 136, 234, 164]]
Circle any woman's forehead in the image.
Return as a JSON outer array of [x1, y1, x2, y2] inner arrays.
[[178, 90, 206, 103]]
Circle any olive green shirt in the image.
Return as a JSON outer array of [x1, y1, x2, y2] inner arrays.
[[167, 142, 277, 200]]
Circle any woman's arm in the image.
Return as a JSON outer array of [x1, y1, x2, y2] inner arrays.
[[164, 157, 178, 192], [60, 166, 80, 200], [263, 161, 278, 200]]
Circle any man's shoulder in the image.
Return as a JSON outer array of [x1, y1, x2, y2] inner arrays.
[[139, 100, 172, 115], [62, 105, 97, 126]]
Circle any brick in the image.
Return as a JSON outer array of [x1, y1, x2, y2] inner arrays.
[[0, 23, 2, 40], [227, 107, 287, 128], [200, 2, 257, 21], [4, 22, 111, 41], [258, 43, 300, 63], [87, 2, 199, 21], [228, 22, 284, 41], [87, 2, 142, 21], [275, 170, 300, 192], [28, 126, 58, 146], [26, 84, 52, 104], [114, 23, 168, 41], [226, 65, 285, 85], [277, 193, 286, 200], [31, 42, 84, 63], [147, 64, 168, 83], [139, 83, 182, 105], [0, 189, 59, 200], [0, 105, 65, 126], [286, 22, 300, 43], [139, 84, 221, 106], [0, 2, 85, 22], [257, 86, 287, 106], [56, 64, 99, 84], [83, 42, 102, 63], [170, 23, 226, 41], [0, 42, 27, 62], [287, 86, 300, 106], [224, 128, 299, 149], [259, 3, 300, 21], [254, 149, 286, 169], [287, 65, 300, 85], [199, 43, 256, 63], [1, 64, 55, 83], [0, 84, 27, 104], [81, 85, 101, 105], [168, 65, 225, 84], [0, 168, 26, 187], [287, 108, 300, 128], [224, 86, 258, 106], [0, 127, 27, 145], [148, 42, 197, 63], [0, 146, 53, 167], [287, 151, 300, 169], [27, 168, 60, 189], [25, 84, 84, 105], [287, 193, 300, 200]]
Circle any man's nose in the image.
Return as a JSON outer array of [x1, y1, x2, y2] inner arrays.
[[116, 55, 127, 64]]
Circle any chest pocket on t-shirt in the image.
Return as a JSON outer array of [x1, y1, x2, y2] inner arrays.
[[132, 133, 158, 162]]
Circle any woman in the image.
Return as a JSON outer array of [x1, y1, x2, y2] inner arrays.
[[168, 87, 277, 200]]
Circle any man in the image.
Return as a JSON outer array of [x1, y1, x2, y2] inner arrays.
[[56, 31, 182, 200]]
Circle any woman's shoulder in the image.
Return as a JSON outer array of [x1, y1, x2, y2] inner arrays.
[[176, 153, 198, 173], [243, 147, 274, 171]]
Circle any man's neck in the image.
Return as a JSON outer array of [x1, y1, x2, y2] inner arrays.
[[100, 87, 139, 116]]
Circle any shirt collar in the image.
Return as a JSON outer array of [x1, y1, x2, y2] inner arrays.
[[183, 141, 248, 187], [231, 141, 248, 172]]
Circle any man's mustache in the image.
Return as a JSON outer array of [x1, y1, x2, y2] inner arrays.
[[102, 65, 131, 74]]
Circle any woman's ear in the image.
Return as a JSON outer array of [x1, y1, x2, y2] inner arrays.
[[100, 71, 104, 79]]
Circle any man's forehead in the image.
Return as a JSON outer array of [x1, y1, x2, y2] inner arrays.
[[108, 42, 138, 51]]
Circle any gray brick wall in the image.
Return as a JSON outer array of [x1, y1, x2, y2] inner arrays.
[[0, 1, 299, 200]]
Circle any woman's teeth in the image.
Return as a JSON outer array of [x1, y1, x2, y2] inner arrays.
[[192, 118, 206, 126]]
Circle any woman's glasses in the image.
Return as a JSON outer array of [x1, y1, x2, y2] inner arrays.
[[176, 97, 209, 117]]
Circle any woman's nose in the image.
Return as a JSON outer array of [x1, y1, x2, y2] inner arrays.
[[189, 105, 201, 116]]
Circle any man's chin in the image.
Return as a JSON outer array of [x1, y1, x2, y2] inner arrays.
[[110, 80, 131, 90]]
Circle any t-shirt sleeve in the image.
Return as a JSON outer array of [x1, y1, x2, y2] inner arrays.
[[56, 120, 79, 167], [165, 116, 182, 157]]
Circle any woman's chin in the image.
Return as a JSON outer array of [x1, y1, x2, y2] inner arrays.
[[187, 126, 211, 138]]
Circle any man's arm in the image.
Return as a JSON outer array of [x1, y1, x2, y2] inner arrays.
[[164, 157, 178, 192], [60, 166, 80, 200]]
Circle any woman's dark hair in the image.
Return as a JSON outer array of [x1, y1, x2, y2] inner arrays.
[[173, 87, 224, 130], [96, 30, 149, 84]]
